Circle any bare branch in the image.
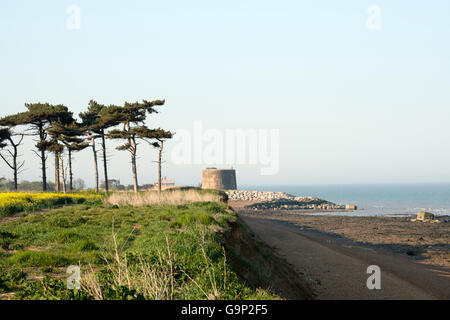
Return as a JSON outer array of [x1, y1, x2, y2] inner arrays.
[[0, 153, 14, 169], [18, 134, 25, 145], [18, 161, 25, 170]]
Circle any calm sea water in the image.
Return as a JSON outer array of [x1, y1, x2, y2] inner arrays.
[[240, 184, 450, 217]]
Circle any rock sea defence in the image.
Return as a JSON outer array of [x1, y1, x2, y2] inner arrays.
[[226, 190, 298, 202], [226, 190, 352, 211]]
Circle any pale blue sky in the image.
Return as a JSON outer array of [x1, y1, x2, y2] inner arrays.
[[1, 1, 450, 186]]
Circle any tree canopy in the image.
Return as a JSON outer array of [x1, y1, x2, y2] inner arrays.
[[0, 99, 172, 193]]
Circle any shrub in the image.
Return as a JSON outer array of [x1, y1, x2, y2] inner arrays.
[[15, 276, 92, 300], [0, 231, 17, 249], [0, 268, 27, 293]]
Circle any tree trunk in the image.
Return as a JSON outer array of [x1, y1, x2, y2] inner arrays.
[[13, 144, 18, 191], [131, 136, 138, 193], [55, 153, 60, 193], [13, 167, 18, 191], [68, 149, 73, 193], [1, 135, 24, 192], [158, 141, 163, 193], [41, 149, 47, 192], [38, 125, 48, 192], [60, 156, 67, 194], [91, 137, 99, 193], [127, 123, 138, 194], [101, 129, 109, 193], [131, 151, 138, 193]]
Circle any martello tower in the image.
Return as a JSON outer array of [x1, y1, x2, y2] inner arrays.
[[201, 168, 237, 190]]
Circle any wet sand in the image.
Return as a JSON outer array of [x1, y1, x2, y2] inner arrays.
[[238, 209, 450, 268], [230, 201, 450, 299]]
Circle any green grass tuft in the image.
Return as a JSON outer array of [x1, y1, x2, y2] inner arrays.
[[8, 251, 72, 267], [54, 231, 84, 243], [73, 240, 98, 251]]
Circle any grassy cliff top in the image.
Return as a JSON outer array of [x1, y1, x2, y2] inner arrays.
[[0, 195, 278, 300]]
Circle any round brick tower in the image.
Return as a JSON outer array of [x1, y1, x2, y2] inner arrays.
[[201, 168, 237, 190]]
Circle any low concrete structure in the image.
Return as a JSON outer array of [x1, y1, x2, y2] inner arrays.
[[201, 168, 237, 190], [417, 211, 435, 221]]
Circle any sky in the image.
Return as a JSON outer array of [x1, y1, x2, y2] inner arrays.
[[0, 1, 450, 187]]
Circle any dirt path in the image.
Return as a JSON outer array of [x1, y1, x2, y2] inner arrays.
[[0, 206, 71, 226], [239, 214, 450, 300], [0, 212, 27, 225]]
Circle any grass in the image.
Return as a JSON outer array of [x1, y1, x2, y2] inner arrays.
[[105, 187, 228, 207], [7, 251, 72, 267], [0, 192, 103, 217], [0, 197, 278, 300]]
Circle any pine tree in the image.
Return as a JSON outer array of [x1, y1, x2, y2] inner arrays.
[[107, 100, 165, 193], [80, 100, 120, 192], [0, 103, 72, 191], [135, 127, 173, 193], [46, 140, 64, 192], [44, 106, 74, 193], [79, 104, 101, 193], [48, 122, 89, 192]]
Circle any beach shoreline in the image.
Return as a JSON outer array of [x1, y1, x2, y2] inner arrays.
[[230, 201, 450, 299], [229, 200, 450, 269]]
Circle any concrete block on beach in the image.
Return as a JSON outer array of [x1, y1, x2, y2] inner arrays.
[[416, 211, 435, 221], [345, 204, 357, 211]]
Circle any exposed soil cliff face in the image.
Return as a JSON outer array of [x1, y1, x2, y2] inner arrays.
[[223, 215, 315, 300]]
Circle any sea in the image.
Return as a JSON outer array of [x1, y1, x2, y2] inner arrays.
[[240, 184, 450, 217]]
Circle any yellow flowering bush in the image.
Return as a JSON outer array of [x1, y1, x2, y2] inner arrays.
[[0, 192, 103, 217]]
